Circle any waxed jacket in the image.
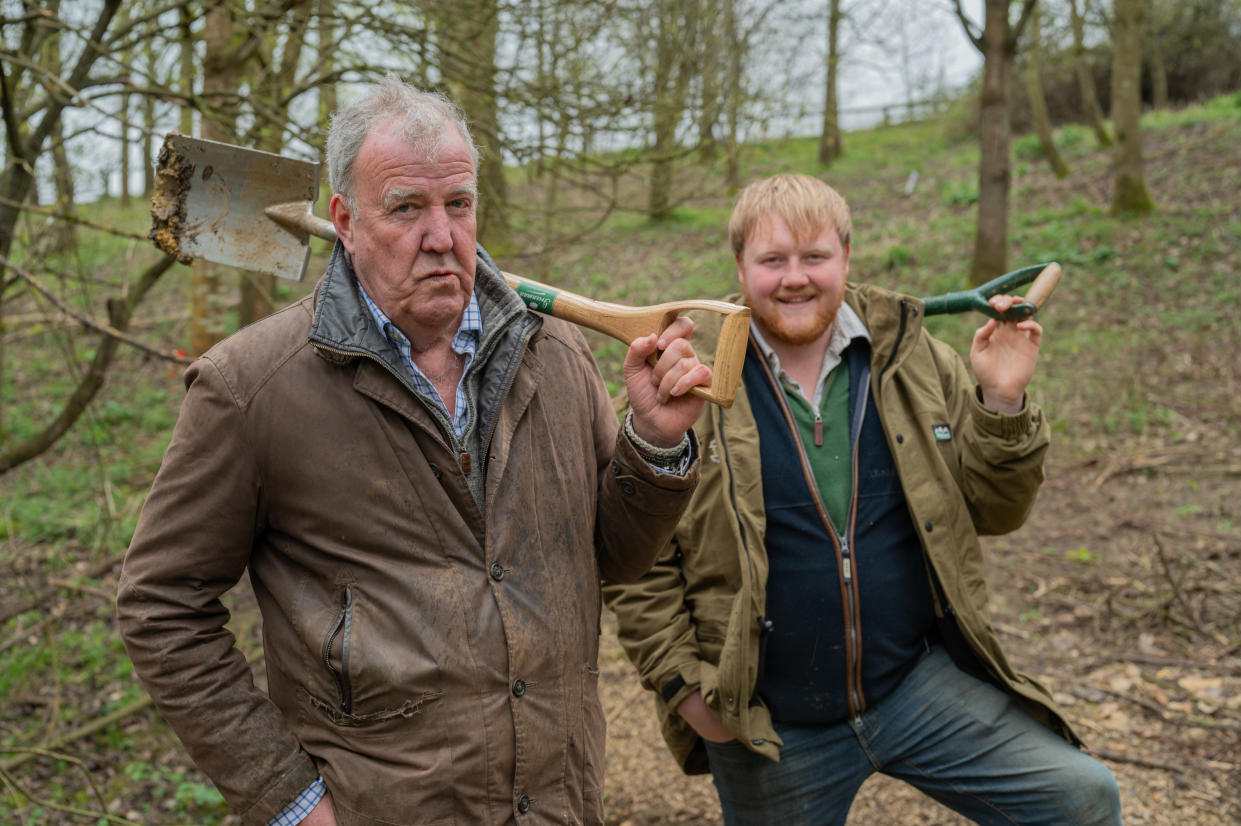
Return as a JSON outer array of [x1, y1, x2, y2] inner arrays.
[[117, 245, 699, 825], [604, 283, 1075, 774]]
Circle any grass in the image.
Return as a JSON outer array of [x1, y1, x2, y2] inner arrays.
[[1, 88, 1239, 823]]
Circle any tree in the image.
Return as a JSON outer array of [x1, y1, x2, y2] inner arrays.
[[0, 0, 184, 471], [433, 0, 512, 252], [188, 0, 246, 356], [1024, 3, 1069, 177], [1111, 0, 1155, 214], [648, 0, 697, 221], [1067, 0, 1112, 146], [818, 0, 844, 166], [953, 0, 1039, 285]]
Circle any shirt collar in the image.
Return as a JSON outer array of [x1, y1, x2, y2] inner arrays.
[[356, 283, 482, 355]]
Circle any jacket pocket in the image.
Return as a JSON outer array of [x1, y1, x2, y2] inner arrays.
[[322, 584, 354, 714]]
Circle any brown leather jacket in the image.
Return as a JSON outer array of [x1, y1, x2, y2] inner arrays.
[[117, 247, 698, 826]]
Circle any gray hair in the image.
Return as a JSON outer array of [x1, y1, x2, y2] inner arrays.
[[326, 74, 479, 213]]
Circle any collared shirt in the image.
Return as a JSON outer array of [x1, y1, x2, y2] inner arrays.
[[749, 301, 870, 408], [269, 777, 325, 826], [357, 282, 482, 439]]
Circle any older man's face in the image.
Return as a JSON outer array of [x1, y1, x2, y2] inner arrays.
[[330, 121, 478, 344]]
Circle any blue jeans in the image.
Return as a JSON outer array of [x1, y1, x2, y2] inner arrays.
[[704, 646, 1122, 825]]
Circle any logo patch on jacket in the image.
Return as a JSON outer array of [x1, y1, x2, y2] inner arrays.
[[932, 424, 952, 441]]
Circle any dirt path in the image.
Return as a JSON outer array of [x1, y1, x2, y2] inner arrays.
[[598, 451, 1241, 825]]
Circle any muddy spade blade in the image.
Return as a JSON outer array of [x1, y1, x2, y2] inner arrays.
[[150, 133, 322, 281]]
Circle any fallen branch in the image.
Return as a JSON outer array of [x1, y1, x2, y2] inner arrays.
[[0, 693, 153, 773], [0, 554, 121, 625], [1089, 746, 1187, 774]]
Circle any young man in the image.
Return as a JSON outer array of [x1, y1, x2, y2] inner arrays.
[[117, 77, 711, 826], [605, 174, 1123, 825]]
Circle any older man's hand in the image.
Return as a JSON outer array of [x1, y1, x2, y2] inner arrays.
[[623, 316, 712, 448]]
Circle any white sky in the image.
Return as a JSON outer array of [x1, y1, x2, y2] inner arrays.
[[39, 0, 988, 202]]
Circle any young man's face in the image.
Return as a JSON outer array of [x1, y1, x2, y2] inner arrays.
[[330, 121, 478, 344], [736, 215, 850, 348]]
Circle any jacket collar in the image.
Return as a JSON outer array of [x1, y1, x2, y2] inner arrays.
[[307, 240, 535, 373]]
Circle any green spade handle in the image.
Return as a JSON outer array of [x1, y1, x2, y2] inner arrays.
[[921, 263, 1062, 320]]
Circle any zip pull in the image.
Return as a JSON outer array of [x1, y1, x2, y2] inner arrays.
[[842, 557, 852, 582], [460, 451, 472, 474], [814, 412, 823, 447]]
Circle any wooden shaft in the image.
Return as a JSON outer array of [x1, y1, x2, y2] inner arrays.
[[259, 209, 748, 406], [504, 273, 748, 408]]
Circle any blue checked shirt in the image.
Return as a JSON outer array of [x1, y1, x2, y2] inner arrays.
[[269, 776, 325, 826], [357, 283, 482, 438]]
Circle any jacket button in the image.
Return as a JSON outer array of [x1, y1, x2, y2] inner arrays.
[[490, 563, 505, 582], [517, 794, 531, 814], [924, 521, 933, 532], [611, 460, 621, 476], [619, 480, 636, 496], [512, 678, 527, 697], [751, 738, 765, 746], [895, 433, 904, 444]]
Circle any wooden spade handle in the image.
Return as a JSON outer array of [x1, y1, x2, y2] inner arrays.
[[503, 272, 749, 408], [1023, 262, 1062, 309]]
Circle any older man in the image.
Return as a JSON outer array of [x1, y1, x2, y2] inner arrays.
[[118, 77, 710, 826]]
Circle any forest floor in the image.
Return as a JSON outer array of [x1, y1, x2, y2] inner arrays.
[[1, 98, 1239, 824]]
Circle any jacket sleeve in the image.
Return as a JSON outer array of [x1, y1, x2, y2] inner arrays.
[[602, 535, 707, 713], [115, 358, 319, 826], [567, 327, 700, 585], [932, 335, 1050, 535]]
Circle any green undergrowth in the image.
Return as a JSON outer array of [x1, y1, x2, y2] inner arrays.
[[1, 90, 1239, 823]]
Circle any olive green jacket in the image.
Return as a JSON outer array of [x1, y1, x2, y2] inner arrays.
[[604, 283, 1075, 773]]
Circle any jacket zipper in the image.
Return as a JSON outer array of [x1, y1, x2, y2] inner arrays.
[[756, 347, 870, 719], [843, 368, 871, 720], [322, 584, 354, 714]]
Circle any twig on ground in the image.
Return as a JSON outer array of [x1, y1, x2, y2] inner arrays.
[[1089, 746, 1187, 774]]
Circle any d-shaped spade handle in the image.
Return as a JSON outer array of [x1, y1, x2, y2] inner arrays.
[[921, 263, 1063, 320]]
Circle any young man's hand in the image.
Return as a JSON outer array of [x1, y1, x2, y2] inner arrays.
[[971, 294, 1043, 414], [675, 689, 736, 743]]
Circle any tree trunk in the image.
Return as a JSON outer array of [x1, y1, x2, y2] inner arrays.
[[723, 0, 741, 191], [696, 0, 720, 162], [190, 1, 242, 355], [649, 0, 695, 221], [240, 0, 314, 326], [1146, 0, 1168, 110], [437, 0, 511, 253], [1111, 0, 1155, 214], [1024, 4, 1069, 178], [45, 0, 77, 248], [119, 88, 131, 206], [1068, 0, 1112, 146], [142, 40, 156, 196], [179, 2, 195, 135], [970, 1, 1015, 284], [818, 0, 843, 166]]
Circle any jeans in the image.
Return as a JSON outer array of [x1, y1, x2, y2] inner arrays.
[[704, 646, 1122, 826]]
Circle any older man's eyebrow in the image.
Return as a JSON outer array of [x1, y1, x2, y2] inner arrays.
[[382, 188, 426, 210], [382, 184, 478, 210]]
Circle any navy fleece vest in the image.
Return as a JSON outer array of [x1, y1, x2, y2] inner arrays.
[[747, 338, 935, 724]]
